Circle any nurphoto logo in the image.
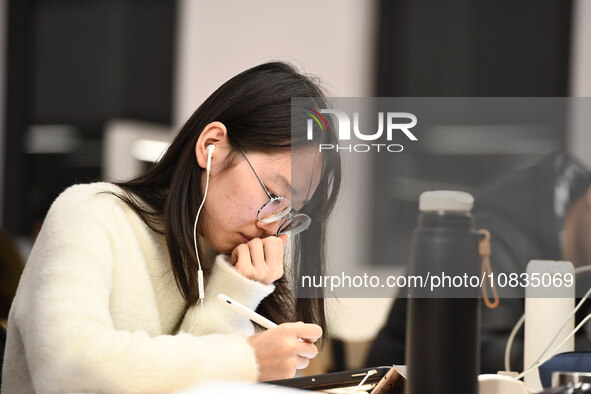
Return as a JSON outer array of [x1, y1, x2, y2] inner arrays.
[[305, 107, 418, 153]]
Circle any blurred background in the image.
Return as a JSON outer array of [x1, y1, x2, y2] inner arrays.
[[1, 0, 591, 373]]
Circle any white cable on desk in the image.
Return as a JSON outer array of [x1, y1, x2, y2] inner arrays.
[[505, 265, 591, 372], [356, 369, 377, 388], [574, 266, 591, 275], [516, 312, 591, 380], [504, 314, 525, 372]]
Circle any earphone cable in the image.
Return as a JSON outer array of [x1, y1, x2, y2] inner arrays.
[[189, 149, 213, 332]]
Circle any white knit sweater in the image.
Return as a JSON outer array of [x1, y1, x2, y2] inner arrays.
[[2, 183, 276, 393]]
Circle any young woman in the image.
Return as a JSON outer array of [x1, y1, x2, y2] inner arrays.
[[2, 62, 341, 392]]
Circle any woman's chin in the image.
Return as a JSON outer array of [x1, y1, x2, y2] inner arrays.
[[219, 241, 240, 256], [206, 235, 243, 256]]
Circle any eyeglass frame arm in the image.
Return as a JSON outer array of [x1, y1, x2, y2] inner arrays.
[[238, 147, 275, 199]]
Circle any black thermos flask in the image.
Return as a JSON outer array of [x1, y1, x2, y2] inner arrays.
[[405, 191, 481, 394]]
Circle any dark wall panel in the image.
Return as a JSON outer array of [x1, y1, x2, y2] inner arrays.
[[376, 0, 572, 97], [3, 0, 176, 236], [372, 0, 573, 266]]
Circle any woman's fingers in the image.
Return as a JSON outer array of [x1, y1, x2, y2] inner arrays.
[[295, 340, 319, 359], [230, 243, 256, 278], [261, 236, 285, 282], [247, 322, 323, 381], [289, 321, 323, 343], [247, 238, 266, 281], [230, 236, 285, 284], [295, 355, 310, 370]]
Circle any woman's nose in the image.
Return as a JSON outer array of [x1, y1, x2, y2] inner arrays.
[[256, 219, 282, 237]]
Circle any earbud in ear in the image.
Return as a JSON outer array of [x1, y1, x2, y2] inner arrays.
[[206, 145, 216, 172], [207, 144, 216, 158]]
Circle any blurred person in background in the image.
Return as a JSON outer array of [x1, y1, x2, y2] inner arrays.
[[2, 62, 342, 393]]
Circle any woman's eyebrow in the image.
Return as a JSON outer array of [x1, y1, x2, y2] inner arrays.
[[272, 173, 312, 209], [272, 173, 292, 196]]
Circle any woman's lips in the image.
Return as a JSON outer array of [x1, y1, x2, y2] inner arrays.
[[240, 234, 252, 243]]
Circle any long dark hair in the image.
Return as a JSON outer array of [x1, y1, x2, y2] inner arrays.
[[112, 62, 341, 340]]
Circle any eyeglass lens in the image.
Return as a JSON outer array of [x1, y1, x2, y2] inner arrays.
[[258, 196, 291, 223], [277, 211, 311, 236]]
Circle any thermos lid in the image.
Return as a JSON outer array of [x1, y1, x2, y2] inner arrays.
[[419, 190, 474, 213]]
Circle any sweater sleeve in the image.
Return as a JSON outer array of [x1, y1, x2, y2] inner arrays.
[[178, 255, 276, 336], [7, 185, 260, 393]]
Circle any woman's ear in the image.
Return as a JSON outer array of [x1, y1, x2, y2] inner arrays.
[[195, 121, 229, 169]]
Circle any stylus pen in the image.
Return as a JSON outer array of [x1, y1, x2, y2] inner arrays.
[[217, 293, 278, 329]]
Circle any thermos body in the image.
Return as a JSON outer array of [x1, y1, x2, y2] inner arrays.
[[405, 193, 482, 394]]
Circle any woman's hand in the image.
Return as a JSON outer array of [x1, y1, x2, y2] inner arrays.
[[230, 235, 287, 284], [247, 322, 322, 381]]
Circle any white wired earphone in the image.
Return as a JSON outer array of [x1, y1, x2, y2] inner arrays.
[[189, 144, 215, 331]]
